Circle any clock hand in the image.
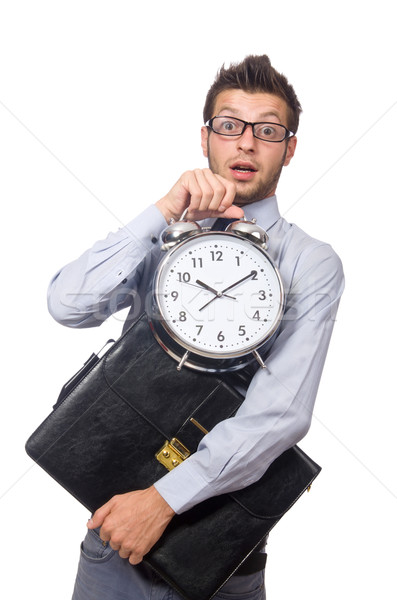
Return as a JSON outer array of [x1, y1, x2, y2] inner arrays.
[[220, 270, 257, 294], [198, 270, 257, 312], [182, 281, 214, 292], [195, 280, 236, 300], [195, 279, 221, 296]]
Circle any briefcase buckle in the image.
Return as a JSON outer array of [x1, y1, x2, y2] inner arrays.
[[156, 438, 190, 470]]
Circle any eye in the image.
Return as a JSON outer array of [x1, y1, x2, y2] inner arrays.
[[213, 116, 243, 135], [255, 123, 286, 141], [259, 125, 276, 137], [220, 119, 238, 132]]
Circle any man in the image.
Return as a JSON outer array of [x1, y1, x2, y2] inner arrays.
[[48, 55, 344, 599]]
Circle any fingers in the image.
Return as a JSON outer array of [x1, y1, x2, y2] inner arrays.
[[128, 551, 144, 566], [108, 536, 144, 564], [109, 537, 143, 563], [156, 168, 244, 223], [187, 169, 236, 216]]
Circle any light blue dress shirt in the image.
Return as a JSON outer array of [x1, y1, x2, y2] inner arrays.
[[48, 196, 344, 514]]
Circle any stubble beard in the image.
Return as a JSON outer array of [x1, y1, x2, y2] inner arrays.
[[207, 144, 287, 207]]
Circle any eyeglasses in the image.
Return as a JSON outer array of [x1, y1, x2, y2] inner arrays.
[[206, 116, 295, 143]]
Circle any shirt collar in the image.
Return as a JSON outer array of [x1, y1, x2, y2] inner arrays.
[[241, 195, 281, 232]]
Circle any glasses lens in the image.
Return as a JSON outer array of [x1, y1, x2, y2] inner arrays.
[[211, 117, 245, 136], [253, 123, 288, 142]]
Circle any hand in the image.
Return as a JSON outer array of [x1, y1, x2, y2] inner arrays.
[[156, 168, 244, 223], [87, 486, 175, 565], [199, 271, 257, 312]]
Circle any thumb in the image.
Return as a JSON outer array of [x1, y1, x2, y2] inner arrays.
[[87, 501, 112, 530], [221, 205, 245, 219]]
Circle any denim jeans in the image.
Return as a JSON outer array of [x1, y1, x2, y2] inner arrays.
[[72, 528, 266, 600]]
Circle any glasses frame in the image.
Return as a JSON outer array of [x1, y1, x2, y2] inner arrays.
[[206, 116, 295, 143]]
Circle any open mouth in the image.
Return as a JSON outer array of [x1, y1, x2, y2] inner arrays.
[[232, 166, 256, 173], [230, 162, 258, 173]]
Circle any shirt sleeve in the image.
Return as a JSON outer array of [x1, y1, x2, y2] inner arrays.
[[154, 242, 345, 514], [47, 204, 166, 328]]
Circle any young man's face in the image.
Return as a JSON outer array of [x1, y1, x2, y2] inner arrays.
[[201, 89, 297, 206]]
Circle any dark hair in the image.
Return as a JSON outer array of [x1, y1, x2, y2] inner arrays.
[[203, 54, 302, 134]]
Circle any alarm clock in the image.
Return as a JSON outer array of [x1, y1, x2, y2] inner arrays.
[[148, 214, 285, 373]]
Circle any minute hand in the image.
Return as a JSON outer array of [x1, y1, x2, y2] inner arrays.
[[221, 270, 257, 294]]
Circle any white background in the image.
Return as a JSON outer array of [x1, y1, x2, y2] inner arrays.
[[1, 1, 396, 598]]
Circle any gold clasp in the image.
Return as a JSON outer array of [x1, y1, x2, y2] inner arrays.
[[156, 438, 191, 471]]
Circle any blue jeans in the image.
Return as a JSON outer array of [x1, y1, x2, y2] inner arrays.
[[72, 528, 266, 600]]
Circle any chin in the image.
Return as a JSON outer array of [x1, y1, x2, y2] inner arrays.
[[235, 188, 273, 206]]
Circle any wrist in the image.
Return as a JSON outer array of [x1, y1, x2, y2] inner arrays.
[[150, 485, 176, 519]]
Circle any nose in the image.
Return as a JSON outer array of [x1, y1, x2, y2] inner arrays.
[[237, 124, 256, 152]]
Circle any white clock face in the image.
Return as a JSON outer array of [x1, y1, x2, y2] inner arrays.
[[154, 232, 284, 359]]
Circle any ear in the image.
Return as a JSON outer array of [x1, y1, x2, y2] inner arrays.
[[283, 136, 297, 166], [201, 126, 209, 157]]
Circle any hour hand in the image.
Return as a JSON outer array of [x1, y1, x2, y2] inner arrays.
[[196, 280, 236, 300], [196, 279, 220, 296]]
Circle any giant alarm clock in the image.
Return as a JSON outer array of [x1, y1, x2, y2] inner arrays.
[[149, 214, 284, 372]]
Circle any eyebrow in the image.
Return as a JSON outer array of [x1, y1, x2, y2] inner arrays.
[[217, 107, 282, 122]]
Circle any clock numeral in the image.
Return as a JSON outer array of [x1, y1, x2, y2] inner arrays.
[[179, 311, 187, 321], [210, 250, 223, 262], [258, 290, 266, 300], [195, 325, 203, 335], [171, 291, 179, 301], [235, 256, 241, 266], [217, 331, 225, 342], [191, 257, 203, 268], [238, 325, 246, 336], [177, 272, 191, 283], [252, 271, 258, 280], [252, 310, 260, 320]]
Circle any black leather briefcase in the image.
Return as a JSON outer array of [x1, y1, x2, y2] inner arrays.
[[26, 313, 321, 600]]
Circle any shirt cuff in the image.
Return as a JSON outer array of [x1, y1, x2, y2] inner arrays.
[[154, 458, 212, 514]]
